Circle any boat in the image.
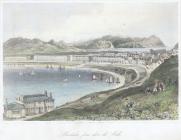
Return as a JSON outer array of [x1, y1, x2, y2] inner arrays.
[[108, 76, 113, 83], [78, 74, 81, 78], [92, 74, 97, 80]]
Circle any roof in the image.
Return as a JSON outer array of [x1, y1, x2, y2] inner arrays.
[[4, 102, 25, 111], [21, 94, 54, 103]]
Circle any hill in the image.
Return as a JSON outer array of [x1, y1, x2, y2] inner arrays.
[[3, 35, 166, 55], [3, 37, 80, 55], [30, 55, 178, 120], [75, 35, 166, 49]]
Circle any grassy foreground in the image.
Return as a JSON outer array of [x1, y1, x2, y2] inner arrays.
[[30, 55, 178, 120]]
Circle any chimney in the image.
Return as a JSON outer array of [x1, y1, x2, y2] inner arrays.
[[44, 90, 48, 96]]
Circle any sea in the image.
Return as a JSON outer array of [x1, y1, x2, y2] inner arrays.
[[3, 67, 117, 106]]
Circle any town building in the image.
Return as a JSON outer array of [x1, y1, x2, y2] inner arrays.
[[4, 91, 55, 119], [16, 91, 54, 115], [4, 56, 28, 62], [4, 48, 170, 67], [70, 55, 90, 63], [33, 55, 68, 63]]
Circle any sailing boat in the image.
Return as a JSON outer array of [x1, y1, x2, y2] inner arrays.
[[92, 74, 97, 80], [108, 76, 113, 83]]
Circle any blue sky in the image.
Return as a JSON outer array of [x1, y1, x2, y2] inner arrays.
[[3, 2, 178, 47]]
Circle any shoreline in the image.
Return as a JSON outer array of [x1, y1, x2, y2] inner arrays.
[[57, 61, 163, 110], [58, 64, 145, 109]]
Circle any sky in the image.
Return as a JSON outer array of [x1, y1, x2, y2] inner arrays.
[[3, 2, 178, 47]]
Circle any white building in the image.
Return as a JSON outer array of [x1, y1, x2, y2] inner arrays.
[[4, 56, 28, 62], [16, 91, 54, 115], [4, 91, 54, 119], [91, 55, 125, 64], [70, 55, 90, 63], [34, 55, 68, 62]]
